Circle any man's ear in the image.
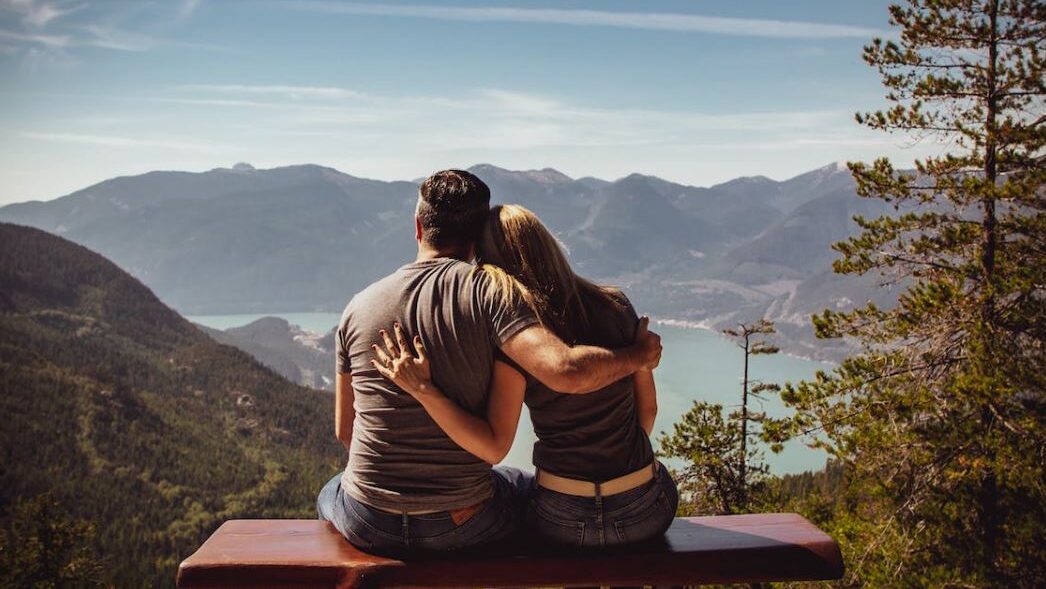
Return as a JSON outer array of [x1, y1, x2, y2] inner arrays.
[[415, 216, 423, 242]]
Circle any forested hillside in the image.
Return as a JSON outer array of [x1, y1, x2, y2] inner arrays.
[[0, 223, 343, 587], [197, 317, 336, 391]]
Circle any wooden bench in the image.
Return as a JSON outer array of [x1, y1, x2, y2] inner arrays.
[[177, 513, 843, 588]]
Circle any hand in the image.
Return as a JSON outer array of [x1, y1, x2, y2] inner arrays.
[[633, 316, 662, 370], [371, 323, 435, 399]]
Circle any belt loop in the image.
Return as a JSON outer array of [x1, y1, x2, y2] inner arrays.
[[401, 511, 410, 550]]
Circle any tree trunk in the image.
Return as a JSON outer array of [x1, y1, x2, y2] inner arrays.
[[740, 335, 749, 512], [977, 0, 1001, 580]]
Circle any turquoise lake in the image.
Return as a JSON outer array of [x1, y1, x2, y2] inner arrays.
[[187, 313, 833, 475]]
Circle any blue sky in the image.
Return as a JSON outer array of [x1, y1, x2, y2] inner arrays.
[[0, 0, 943, 203]]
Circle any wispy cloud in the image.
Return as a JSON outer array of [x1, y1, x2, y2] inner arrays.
[[78, 24, 156, 52], [178, 0, 202, 20], [0, 27, 68, 47], [1, 0, 84, 28], [150, 84, 856, 152], [280, 2, 886, 39], [77, 24, 229, 52], [20, 131, 234, 153], [159, 84, 846, 139], [148, 96, 281, 109], [0, 1, 229, 60], [176, 84, 367, 100]]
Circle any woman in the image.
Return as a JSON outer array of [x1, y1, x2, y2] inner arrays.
[[372, 204, 678, 547]]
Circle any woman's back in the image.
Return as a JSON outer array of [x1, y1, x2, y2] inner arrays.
[[523, 290, 654, 481]]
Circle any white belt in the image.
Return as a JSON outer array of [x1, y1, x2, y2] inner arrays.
[[536, 462, 658, 497]]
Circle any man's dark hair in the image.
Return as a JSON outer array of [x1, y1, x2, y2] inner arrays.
[[417, 169, 491, 248]]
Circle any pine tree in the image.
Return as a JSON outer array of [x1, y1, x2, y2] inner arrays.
[[0, 494, 104, 588], [659, 320, 781, 515], [778, 1, 1044, 586], [722, 320, 781, 511]]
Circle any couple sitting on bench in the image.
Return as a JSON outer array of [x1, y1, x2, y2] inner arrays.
[[318, 169, 675, 556]]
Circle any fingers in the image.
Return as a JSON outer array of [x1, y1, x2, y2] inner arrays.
[[371, 358, 394, 380], [646, 329, 663, 369], [372, 343, 392, 367], [636, 316, 650, 340], [633, 316, 661, 370], [393, 323, 410, 358], [412, 335, 427, 362], [380, 328, 399, 359]]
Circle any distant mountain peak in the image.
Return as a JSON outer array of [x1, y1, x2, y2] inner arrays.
[[528, 167, 572, 184], [710, 174, 778, 191], [815, 160, 850, 174], [232, 162, 255, 172], [735, 175, 774, 183], [782, 160, 855, 186], [468, 164, 572, 184], [468, 163, 509, 174], [614, 171, 686, 185]]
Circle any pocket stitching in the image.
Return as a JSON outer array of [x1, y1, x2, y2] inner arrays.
[[419, 500, 497, 541], [531, 497, 586, 529], [614, 519, 627, 544], [610, 489, 670, 531], [529, 499, 587, 546]]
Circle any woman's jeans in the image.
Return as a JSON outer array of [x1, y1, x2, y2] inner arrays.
[[317, 466, 533, 556], [526, 463, 679, 548]]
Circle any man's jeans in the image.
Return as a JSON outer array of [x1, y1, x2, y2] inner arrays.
[[317, 467, 533, 556], [526, 463, 679, 548]]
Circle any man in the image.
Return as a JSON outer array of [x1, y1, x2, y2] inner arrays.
[[317, 169, 661, 555]]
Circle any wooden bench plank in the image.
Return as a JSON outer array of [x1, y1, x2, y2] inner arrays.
[[177, 513, 844, 588]]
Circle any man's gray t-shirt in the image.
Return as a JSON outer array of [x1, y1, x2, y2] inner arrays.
[[336, 258, 538, 512]]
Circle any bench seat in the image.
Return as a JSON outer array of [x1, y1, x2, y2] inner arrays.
[[177, 513, 844, 588]]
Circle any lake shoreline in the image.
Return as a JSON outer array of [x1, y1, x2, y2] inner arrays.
[[185, 311, 836, 367], [653, 318, 835, 367]]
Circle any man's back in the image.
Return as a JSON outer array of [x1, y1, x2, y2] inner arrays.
[[336, 257, 536, 512]]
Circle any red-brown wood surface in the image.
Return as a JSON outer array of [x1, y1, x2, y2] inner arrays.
[[177, 513, 844, 588]]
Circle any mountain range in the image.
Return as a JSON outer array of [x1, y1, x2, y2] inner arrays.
[[0, 223, 342, 586], [0, 161, 901, 360]]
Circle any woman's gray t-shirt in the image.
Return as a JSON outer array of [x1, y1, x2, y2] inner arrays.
[[520, 291, 654, 481], [336, 258, 537, 512]]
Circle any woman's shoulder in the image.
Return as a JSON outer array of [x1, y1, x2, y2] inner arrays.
[[606, 287, 632, 310], [589, 286, 635, 319], [580, 286, 638, 342]]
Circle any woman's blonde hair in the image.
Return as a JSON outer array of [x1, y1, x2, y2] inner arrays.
[[476, 204, 624, 344]]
